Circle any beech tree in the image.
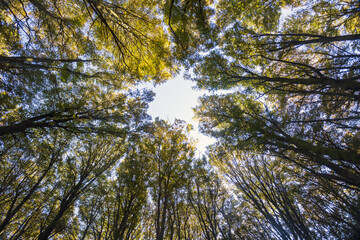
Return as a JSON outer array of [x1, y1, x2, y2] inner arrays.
[[192, 0, 360, 239], [144, 119, 195, 240], [77, 143, 148, 240], [2, 0, 359, 239]]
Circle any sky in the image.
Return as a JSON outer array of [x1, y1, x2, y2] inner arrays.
[[140, 72, 215, 154]]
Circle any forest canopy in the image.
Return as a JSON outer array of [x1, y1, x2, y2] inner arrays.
[[0, 0, 359, 239]]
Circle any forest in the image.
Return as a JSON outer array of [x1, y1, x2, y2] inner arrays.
[[0, 0, 359, 239]]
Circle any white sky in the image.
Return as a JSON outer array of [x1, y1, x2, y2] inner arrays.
[[140, 72, 215, 154]]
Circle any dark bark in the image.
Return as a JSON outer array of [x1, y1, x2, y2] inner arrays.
[[260, 34, 360, 50], [0, 56, 92, 63]]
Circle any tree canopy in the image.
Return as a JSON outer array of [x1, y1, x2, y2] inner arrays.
[[1, 0, 359, 239]]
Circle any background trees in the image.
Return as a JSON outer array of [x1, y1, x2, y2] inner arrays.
[[0, 0, 177, 238], [192, 0, 360, 239], [1, 0, 359, 239], [0, 0, 172, 140]]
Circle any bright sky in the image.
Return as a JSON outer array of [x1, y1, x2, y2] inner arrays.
[[141, 72, 215, 154]]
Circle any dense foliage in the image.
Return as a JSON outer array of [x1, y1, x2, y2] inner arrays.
[[0, 0, 359, 239]]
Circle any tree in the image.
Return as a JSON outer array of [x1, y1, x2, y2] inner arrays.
[[188, 158, 222, 240], [0, 89, 154, 138], [0, 132, 69, 238], [77, 143, 148, 240], [211, 150, 317, 239], [36, 136, 124, 240], [192, 0, 360, 149], [210, 145, 360, 239], [0, 0, 178, 142], [143, 119, 195, 240], [196, 93, 360, 189], [4, 0, 360, 238], [162, 0, 217, 66], [192, 1, 360, 238], [0, 132, 126, 239], [0, 0, 174, 80]]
